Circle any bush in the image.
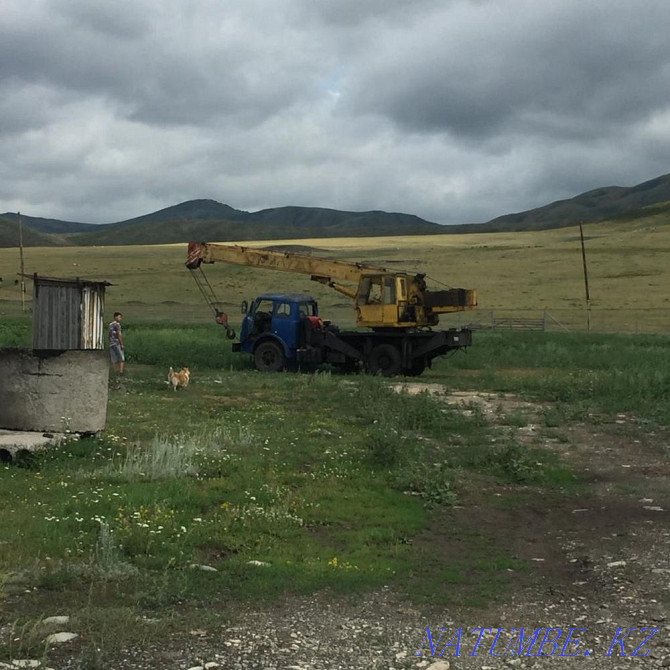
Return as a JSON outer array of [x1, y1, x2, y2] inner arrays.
[[366, 426, 404, 469], [394, 460, 458, 506]]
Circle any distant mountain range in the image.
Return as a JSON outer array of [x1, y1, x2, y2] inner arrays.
[[1, 173, 669, 247]]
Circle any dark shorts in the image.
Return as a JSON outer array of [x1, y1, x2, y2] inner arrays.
[[110, 344, 125, 363]]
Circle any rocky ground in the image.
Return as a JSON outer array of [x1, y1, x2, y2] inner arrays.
[[4, 392, 669, 669]]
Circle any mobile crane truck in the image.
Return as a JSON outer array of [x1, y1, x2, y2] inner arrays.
[[186, 242, 477, 377]]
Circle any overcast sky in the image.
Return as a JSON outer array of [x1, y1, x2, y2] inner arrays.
[[1, 0, 669, 225]]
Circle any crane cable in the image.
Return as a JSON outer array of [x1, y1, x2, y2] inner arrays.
[[425, 275, 454, 289], [188, 266, 236, 339]]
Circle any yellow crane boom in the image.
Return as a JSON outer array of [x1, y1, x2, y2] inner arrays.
[[186, 242, 476, 330]]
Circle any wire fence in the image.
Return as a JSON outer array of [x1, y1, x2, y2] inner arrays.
[[443, 309, 670, 334]]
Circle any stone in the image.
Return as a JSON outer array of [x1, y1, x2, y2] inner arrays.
[[42, 616, 70, 625], [45, 632, 78, 644]]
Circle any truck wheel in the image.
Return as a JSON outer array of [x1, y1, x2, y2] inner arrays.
[[368, 343, 402, 377], [254, 341, 285, 372]]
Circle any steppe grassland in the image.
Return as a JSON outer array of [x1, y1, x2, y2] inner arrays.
[[0, 215, 669, 329], [1, 217, 670, 662]]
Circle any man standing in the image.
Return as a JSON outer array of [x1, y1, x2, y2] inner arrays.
[[109, 312, 125, 375]]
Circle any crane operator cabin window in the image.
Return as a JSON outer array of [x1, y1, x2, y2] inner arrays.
[[357, 276, 387, 304]]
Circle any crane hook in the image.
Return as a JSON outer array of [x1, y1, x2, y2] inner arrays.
[[215, 311, 236, 339]]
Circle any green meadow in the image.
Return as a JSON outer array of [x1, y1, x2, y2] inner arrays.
[[0, 218, 669, 663]]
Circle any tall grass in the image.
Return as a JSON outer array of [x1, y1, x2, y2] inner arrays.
[[104, 435, 198, 481], [0, 318, 244, 369], [125, 323, 246, 369]]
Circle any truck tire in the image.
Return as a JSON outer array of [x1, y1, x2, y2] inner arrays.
[[368, 343, 402, 377], [254, 341, 285, 372]]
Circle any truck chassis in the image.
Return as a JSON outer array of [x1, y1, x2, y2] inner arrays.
[[235, 320, 471, 376]]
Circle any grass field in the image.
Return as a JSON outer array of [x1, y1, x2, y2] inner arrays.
[[1, 213, 669, 331], [1, 222, 669, 665], [1, 316, 669, 664]]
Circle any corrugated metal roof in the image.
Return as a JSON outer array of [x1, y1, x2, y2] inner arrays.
[[22, 273, 112, 288]]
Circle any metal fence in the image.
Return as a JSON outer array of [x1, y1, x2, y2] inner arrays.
[[443, 309, 670, 334]]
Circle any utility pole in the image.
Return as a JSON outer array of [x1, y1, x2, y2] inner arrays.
[[18, 211, 26, 312], [579, 221, 591, 332]]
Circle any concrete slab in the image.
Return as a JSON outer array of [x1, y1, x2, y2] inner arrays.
[[0, 429, 68, 462]]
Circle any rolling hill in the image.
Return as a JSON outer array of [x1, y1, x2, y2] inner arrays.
[[2, 173, 670, 247], [471, 173, 670, 232], [0, 217, 65, 247], [0, 212, 98, 234], [58, 202, 445, 246]]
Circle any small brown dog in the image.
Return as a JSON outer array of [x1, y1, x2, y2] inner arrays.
[[168, 366, 190, 391]]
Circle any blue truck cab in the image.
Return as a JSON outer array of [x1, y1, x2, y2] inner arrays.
[[235, 293, 320, 371]]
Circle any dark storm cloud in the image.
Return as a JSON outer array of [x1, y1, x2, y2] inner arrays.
[[0, 0, 669, 224], [1, 0, 328, 127], [342, 0, 670, 141], [55, 0, 150, 39], [294, 0, 448, 27]]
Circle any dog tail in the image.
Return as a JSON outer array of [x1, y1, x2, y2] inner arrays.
[[168, 366, 173, 377]]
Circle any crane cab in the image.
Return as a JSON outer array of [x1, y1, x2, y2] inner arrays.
[[355, 272, 476, 329], [355, 274, 412, 328]]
